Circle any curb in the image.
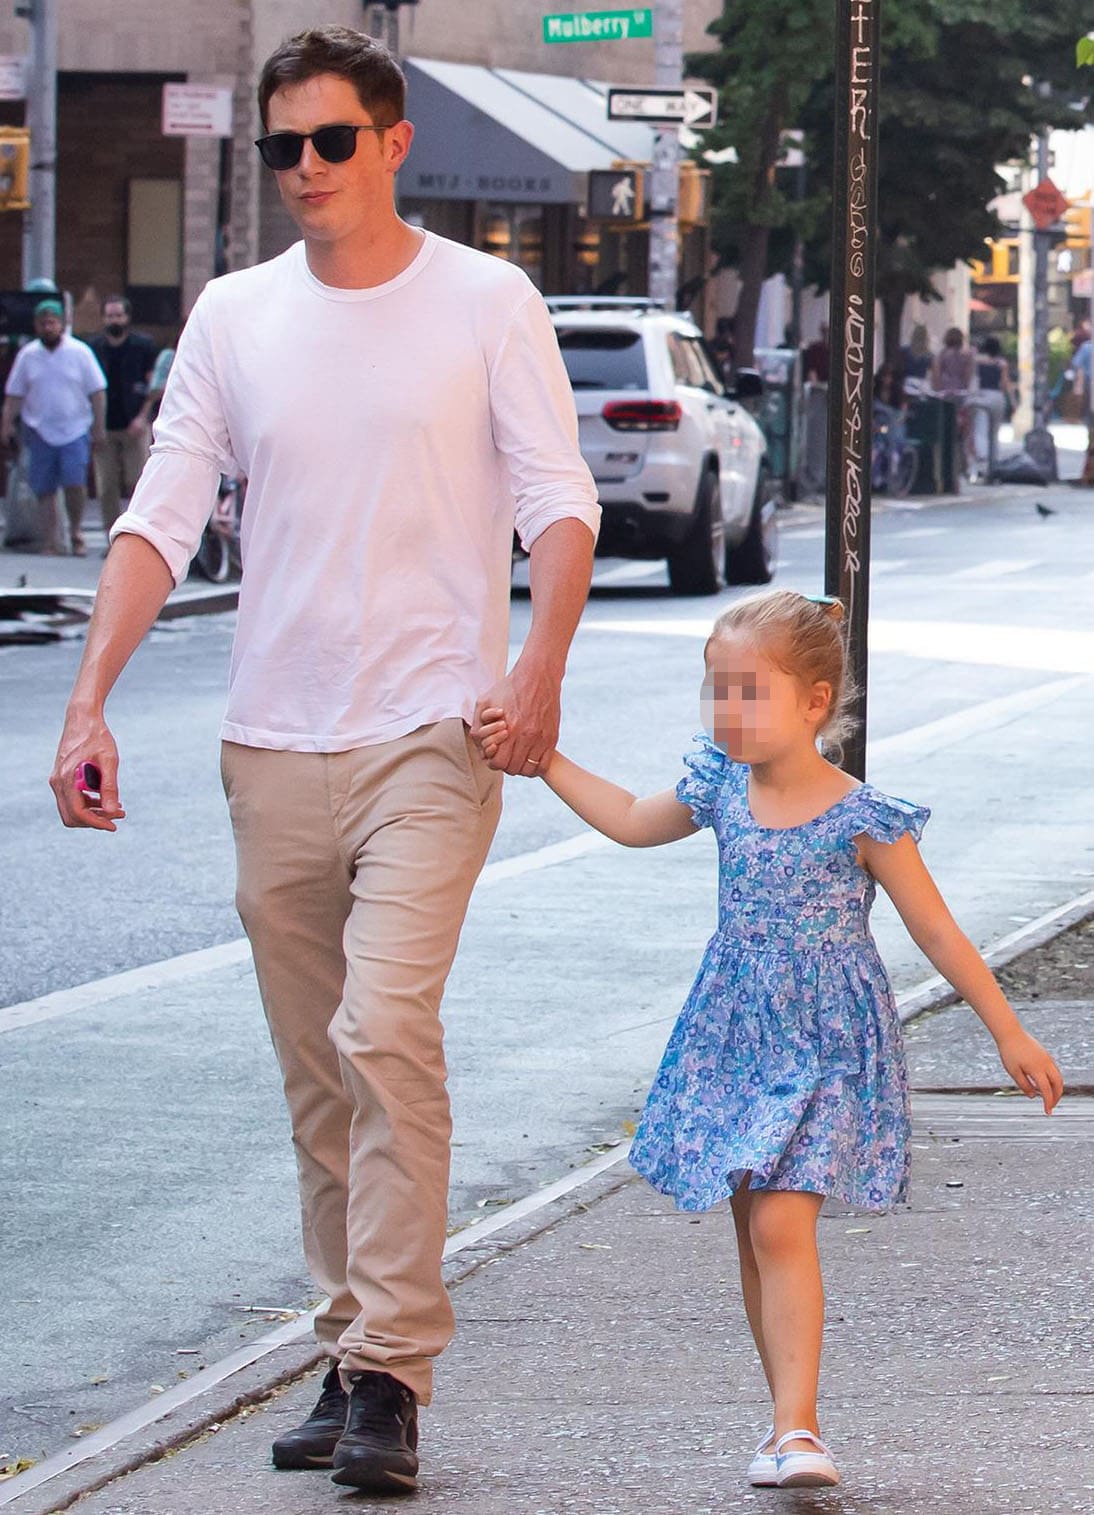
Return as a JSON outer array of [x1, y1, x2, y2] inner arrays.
[[158, 584, 239, 620], [3, 898, 1092, 1512], [0, 582, 239, 631], [896, 887, 1094, 1025]]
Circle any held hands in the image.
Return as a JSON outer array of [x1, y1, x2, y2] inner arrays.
[[996, 1029, 1064, 1114], [472, 657, 560, 777], [471, 704, 554, 781]]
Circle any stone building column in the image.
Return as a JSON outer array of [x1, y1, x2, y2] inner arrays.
[[228, 0, 259, 273], [182, 128, 222, 317]]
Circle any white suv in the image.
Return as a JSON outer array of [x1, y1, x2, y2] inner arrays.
[[547, 298, 778, 595]]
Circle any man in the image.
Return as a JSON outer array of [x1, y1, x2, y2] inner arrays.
[[1068, 336, 1094, 485], [50, 25, 599, 1498], [89, 296, 157, 535], [1, 299, 106, 555]]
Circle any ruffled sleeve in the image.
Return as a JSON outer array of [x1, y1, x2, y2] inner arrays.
[[675, 734, 730, 830], [849, 787, 930, 845]]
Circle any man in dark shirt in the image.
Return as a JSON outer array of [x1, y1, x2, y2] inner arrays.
[[89, 296, 156, 534]]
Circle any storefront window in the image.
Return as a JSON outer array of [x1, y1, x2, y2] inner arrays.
[[475, 204, 545, 288]]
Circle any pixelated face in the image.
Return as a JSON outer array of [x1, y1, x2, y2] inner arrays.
[[701, 634, 827, 762]]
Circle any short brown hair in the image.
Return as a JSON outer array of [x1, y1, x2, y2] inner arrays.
[[258, 26, 406, 130]]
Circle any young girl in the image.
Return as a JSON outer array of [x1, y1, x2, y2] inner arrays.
[[473, 589, 1063, 1491]]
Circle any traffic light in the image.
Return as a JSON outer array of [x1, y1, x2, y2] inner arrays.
[[1064, 200, 1091, 256], [0, 127, 29, 212], [678, 163, 712, 228]]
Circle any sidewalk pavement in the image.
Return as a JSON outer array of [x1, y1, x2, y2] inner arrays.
[[9, 982, 1091, 1515]]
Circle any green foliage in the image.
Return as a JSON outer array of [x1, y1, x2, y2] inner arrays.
[[687, 1, 833, 273], [1079, 36, 1094, 67], [691, 0, 1093, 342]]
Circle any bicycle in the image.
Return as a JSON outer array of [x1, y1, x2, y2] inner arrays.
[[192, 475, 245, 583], [871, 404, 919, 497]]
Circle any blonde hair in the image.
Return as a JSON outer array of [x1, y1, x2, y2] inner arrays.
[[705, 590, 857, 751]]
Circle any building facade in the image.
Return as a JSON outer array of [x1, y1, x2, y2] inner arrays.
[[0, 0, 722, 342]]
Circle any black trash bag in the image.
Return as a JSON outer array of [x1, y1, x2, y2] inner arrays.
[[994, 449, 1051, 485]]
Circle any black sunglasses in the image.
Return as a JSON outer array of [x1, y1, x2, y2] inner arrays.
[[254, 122, 393, 171]]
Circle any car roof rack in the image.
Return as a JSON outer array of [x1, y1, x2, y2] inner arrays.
[[544, 296, 668, 313]]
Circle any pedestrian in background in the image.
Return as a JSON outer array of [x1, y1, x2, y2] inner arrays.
[[803, 321, 830, 383], [900, 322, 933, 387], [89, 296, 156, 535], [931, 326, 976, 473], [710, 314, 737, 387], [146, 344, 176, 421], [475, 589, 1062, 1493], [1067, 335, 1094, 485], [0, 299, 106, 555], [930, 325, 975, 396], [50, 24, 598, 1498], [971, 335, 1013, 474]]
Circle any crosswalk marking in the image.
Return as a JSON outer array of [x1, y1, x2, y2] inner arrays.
[[949, 558, 1040, 581]]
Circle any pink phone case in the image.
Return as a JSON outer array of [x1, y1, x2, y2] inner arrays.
[[74, 762, 102, 793]]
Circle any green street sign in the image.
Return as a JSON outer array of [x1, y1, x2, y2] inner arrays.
[[543, 9, 653, 44]]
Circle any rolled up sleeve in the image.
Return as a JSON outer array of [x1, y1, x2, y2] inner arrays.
[[110, 292, 235, 586], [489, 292, 601, 553]]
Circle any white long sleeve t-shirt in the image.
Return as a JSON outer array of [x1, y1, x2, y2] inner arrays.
[[113, 232, 600, 751]]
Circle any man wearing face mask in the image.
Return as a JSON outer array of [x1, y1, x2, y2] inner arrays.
[[1, 300, 106, 555], [89, 296, 157, 536]]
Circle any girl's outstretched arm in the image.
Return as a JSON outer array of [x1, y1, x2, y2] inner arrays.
[[471, 710, 697, 847], [860, 833, 1064, 1114]]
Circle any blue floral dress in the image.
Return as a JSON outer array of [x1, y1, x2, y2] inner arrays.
[[629, 735, 930, 1213]]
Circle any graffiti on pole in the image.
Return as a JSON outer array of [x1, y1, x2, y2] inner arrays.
[[825, 0, 880, 779]]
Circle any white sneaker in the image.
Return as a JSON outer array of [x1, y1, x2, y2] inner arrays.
[[746, 1425, 778, 1487], [774, 1428, 840, 1488]]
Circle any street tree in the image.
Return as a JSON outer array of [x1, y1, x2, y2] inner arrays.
[[800, 0, 1092, 363], [691, 0, 1091, 366], [686, 0, 834, 367]]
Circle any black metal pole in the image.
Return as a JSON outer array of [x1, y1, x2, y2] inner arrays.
[[825, 0, 881, 780]]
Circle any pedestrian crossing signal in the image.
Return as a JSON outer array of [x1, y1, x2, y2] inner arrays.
[[0, 128, 30, 212], [588, 167, 644, 222]]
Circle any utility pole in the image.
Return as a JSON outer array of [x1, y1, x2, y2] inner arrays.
[[1031, 129, 1052, 427], [648, 0, 683, 308], [1023, 124, 1059, 479], [824, 0, 881, 781], [19, 0, 57, 285], [364, 0, 416, 60]]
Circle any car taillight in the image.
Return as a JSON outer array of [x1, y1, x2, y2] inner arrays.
[[601, 399, 682, 432]]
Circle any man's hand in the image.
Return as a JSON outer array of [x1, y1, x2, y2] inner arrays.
[[473, 655, 561, 777], [91, 427, 107, 449], [127, 416, 149, 439], [50, 710, 127, 832]]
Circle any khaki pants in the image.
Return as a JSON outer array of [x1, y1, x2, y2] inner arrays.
[[95, 426, 150, 533], [221, 719, 501, 1404]]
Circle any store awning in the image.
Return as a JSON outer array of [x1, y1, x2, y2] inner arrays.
[[403, 58, 657, 205]]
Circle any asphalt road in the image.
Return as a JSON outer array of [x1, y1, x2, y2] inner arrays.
[[4, 484, 1090, 1006], [2, 482, 1093, 1469]]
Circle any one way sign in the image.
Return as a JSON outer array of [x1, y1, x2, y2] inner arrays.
[[607, 86, 718, 129]]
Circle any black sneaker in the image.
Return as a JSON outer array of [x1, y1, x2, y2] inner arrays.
[[330, 1370, 419, 1494], [271, 1362, 347, 1470]]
